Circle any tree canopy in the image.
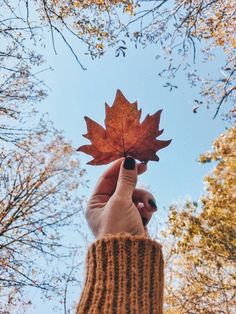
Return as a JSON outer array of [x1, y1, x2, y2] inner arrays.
[[164, 126, 236, 313], [0, 115, 87, 312], [1, 0, 235, 121]]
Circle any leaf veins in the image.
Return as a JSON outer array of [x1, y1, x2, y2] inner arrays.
[[77, 90, 171, 165]]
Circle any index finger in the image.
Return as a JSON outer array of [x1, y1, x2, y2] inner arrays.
[[93, 157, 147, 197]]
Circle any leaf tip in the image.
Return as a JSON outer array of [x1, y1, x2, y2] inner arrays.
[[163, 139, 172, 148], [114, 89, 128, 104], [87, 160, 96, 165], [82, 133, 89, 139]]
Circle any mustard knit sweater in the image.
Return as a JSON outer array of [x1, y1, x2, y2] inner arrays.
[[77, 233, 164, 314]]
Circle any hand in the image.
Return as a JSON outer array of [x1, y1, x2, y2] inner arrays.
[[85, 157, 158, 239]]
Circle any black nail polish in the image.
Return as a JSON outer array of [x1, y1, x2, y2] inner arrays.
[[148, 199, 157, 211], [124, 157, 135, 170], [141, 216, 148, 226]]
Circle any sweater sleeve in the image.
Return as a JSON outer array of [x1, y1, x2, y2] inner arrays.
[[76, 232, 164, 314]]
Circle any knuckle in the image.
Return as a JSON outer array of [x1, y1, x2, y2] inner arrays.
[[119, 173, 137, 187], [110, 194, 131, 208]]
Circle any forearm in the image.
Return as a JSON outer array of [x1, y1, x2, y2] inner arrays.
[[77, 233, 164, 314]]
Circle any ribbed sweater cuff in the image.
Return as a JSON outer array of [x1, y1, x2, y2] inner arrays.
[[77, 233, 164, 314]]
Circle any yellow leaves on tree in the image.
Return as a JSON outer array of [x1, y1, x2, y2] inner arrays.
[[184, 0, 236, 50], [165, 126, 236, 313], [0, 120, 85, 311], [48, 0, 135, 56]]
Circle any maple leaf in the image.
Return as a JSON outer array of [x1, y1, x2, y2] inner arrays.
[[77, 90, 171, 165]]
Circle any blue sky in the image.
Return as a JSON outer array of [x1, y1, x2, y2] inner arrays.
[[40, 37, 225, 207], [25, 32, 226, 313]]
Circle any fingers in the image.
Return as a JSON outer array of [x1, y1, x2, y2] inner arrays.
[[93, 157, 147, 197], [114, 157, 138, 199], [137, 162, 147, 176], [92, 158, 123, 197], [133, 189, 157, 212], [133, 188, 157, 226]]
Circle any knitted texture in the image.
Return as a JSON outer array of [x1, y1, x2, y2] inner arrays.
[[76, 233, 164, 314]]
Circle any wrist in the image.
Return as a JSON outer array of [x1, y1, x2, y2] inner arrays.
[[77, 233, 164, 314]]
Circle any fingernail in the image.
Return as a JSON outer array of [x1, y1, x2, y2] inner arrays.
[[124, 157, 135, 170], [137, 202, 144, 210], [148, 199, 157, 211], [141, 216, 148, 226]]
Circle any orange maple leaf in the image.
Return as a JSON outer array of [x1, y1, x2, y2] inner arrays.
[[77, 90, 171, 165]]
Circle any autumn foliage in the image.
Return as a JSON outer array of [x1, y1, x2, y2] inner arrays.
[[0, 118, 86, 312], [78, 90, 171, 164], [164, 126, 236, 313], [1, 0, 235, 119]]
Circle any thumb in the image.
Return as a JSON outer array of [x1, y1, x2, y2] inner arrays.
[[114, 157, 137, 199]]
